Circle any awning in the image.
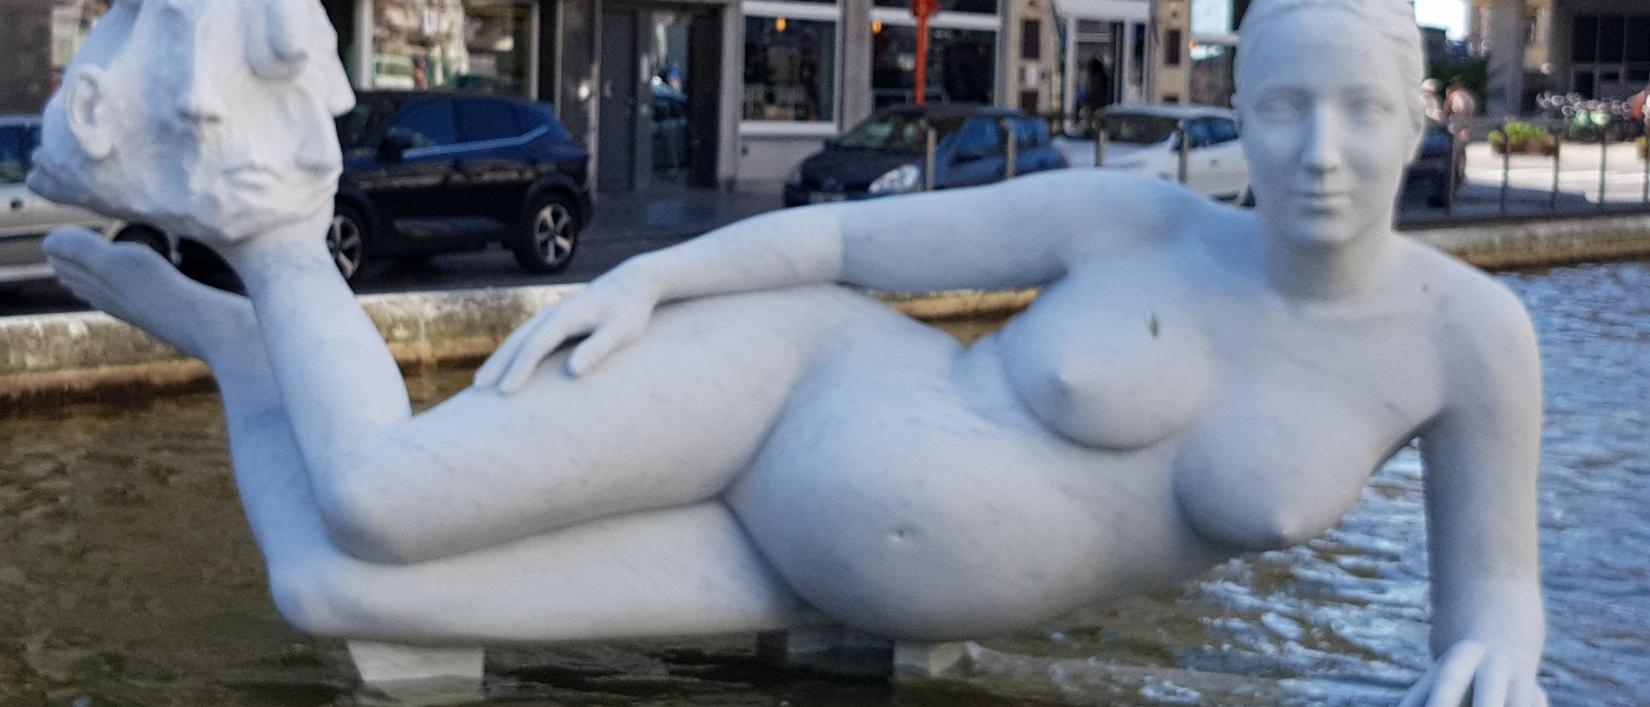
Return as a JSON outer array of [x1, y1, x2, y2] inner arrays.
[[1052, 0, 1149, 22]]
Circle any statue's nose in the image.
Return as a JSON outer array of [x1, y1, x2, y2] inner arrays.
[[176, 88, 225, 126]]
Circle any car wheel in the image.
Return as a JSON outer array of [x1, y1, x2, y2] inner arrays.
[[512, 192, 580, 274], [327, 205, 368, 281], [113, 225, 172, 262]]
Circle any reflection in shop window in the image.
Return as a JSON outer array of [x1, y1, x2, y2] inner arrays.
[[50, 0, 109, 95], [743, 17, 836, 123], [371, 0, 533, 96], [871, 26, 995, 108]]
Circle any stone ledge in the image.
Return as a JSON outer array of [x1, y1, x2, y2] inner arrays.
[[3, 213, 1647, 408]]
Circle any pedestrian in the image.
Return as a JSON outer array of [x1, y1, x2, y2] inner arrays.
[[1421, 78, 1443, 124], [1444, 77, 1477, 141]]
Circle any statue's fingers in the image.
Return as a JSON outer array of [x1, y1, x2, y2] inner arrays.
[[476, 303, 570, 387], [1425, 642, 1486, 707], [1398, 668, 1438, 707], [497, 317, 582, 394], [41, 226, 108, 262], [566, 321, 633, 378], [1470, 656, 1510, 707]]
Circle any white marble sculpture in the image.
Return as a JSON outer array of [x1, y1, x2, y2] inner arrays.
[[31, 0, 1547, 704]]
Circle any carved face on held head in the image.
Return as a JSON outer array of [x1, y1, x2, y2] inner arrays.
[[1233, 0, 1426, 249], [27, 0, 356, 242]]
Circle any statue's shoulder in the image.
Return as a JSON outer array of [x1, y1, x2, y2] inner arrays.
[[1400, 241, 1538, 374]]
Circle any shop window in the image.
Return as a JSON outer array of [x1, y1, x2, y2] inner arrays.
[[1626, 18, 1650, 63], [389, 99, 458, 148], [1598, 16, 1625, 63], [743, 16, 837, 123], [370, 0, 535, 96], [873, 0, 998, 14], [1571, 16, 1598, 63], [1189, 43, 1234, 107], [871, 25, 996, 107]]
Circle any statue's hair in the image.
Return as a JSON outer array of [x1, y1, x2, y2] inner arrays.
[[1236, 0, 1426, 125]]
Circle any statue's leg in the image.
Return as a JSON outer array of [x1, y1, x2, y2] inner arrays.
[[44, 231, 806, 644], [215, 224, 842, 565]]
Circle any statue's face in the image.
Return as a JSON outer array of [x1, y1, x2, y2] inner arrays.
[[1236, 8, 1421, 249], [30, 0, 348, 241]]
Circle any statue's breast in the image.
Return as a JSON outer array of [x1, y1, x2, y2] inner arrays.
[[1168, 335, 1440, 552], [997, 273, 1212, 451]]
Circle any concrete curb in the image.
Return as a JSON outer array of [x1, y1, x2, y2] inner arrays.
[[3, 214, 1647, 408]]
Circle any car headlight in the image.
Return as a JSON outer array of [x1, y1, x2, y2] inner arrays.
[[786, 166, 805, 188], [868, 164, 922, 195]]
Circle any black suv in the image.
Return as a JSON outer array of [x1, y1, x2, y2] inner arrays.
[[329, 91, 592, 278]]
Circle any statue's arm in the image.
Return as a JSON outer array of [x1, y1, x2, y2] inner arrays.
[[1405, 287, 1546, 706], [477, 170, 1188, 390]]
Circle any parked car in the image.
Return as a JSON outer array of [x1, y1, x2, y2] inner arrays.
[[329, 90, 592, 279], [1402, 119, 1462, 209], [0, 114, 175, 290], [783, 104, 1067, 207], [1053, 104, 1251, 203]]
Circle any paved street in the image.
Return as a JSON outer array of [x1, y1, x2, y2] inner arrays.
[[4, 142, 1649, 318]]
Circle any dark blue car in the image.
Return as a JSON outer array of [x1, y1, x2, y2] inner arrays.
[[783, 104, 1067, 207]]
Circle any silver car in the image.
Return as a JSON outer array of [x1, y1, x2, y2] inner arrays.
[[1, 114, 172, 289]]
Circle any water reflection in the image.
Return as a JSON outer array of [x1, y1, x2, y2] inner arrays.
[[1, 261, 1646, 706]]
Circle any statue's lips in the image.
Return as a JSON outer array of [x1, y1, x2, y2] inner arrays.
[[1290, 190, 1352, 214], [224, 165, 283, 191]]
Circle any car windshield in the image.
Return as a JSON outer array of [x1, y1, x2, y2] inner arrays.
[[1100, 114, 1180, 144], [836, 113, 964, 152]]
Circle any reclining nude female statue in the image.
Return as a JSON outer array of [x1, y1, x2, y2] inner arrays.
[[29, 0, 1547, 703]]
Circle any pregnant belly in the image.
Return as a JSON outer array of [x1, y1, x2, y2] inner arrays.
[[726, 365, 1112, 639]]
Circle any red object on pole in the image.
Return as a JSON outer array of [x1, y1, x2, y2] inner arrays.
[[911, 0, 937, 105]]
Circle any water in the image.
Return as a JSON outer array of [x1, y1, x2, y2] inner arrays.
[[2, 262, 1647, 706]]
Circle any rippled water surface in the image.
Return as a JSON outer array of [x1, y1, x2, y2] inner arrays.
[[2, 261, 1647, 706]]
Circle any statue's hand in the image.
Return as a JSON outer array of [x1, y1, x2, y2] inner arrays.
[[473, 267, 660, 394], [1398, 641, 1547, 707]]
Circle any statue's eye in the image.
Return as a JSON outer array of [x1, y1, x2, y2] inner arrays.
[[1254, 96, 1301, 122]]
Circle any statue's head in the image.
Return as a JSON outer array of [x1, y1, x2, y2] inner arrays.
[[28, 0, 355, 241], [1233, 0, 1426, 248]]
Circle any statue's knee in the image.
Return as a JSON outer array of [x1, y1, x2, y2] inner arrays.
[[313, 473, 437, 564], [267, 557, 362, 636]]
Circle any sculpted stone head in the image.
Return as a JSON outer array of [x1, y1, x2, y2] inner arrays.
[[27, 0, 355, 241], [1233, 0, 1427, 248]]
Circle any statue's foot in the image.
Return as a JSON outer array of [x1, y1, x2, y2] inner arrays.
[[44, 227, 257, 364]]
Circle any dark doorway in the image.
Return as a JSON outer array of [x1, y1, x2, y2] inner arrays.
[[599, 5, 721, 193], [598, 10, 639, 192]]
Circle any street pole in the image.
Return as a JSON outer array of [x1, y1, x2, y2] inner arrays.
[[1003, 119, 1017, 179], [1177, 124, 1190, 184], [912, 0, 936, 106], [1599, 127, 1609, 210], [1094, 120, 1107, 167], [924, 125, 937, 191], [1550, 128, 1561, 213], [1500, 121, 1511, 215]]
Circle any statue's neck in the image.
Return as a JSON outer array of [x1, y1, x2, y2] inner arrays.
[[1254, 224, 1399, 303]]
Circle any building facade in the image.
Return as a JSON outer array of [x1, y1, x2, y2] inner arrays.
[[1472, 0, 1650, 114]]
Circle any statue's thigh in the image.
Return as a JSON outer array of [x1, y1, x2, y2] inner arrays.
[[379, 289, 872, 526]]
